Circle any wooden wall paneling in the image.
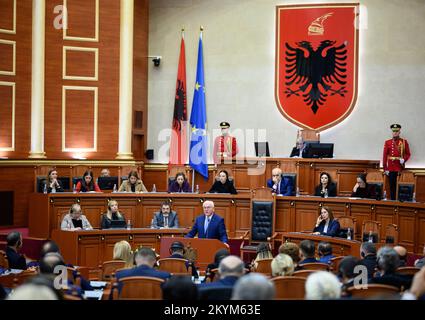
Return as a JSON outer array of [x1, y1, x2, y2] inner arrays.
[[78, 197, 106, 228], [234, 199, 250, 235], [103, 234, 133, 262], [211, 198, 234, 233], [0, 82, 14, 148], [111, 197, 139, 228], [275, 200, 291, 233], [133, 234, 157, 252], [337, 170, 361, 196], [297, 162, 314, 194], [141, 196, 169, 228], [415, 174, 425, 203], [78, 235, 101, 267], [417, 210, 425, 253], [294, 201, 318, 232], [325, 202, 345, 218], [397, 207, 416, 252], [375, 207, 397, 243], [171, 198, 199, 228], [0, 0, 31, 158], [142, 167, 167, 191]]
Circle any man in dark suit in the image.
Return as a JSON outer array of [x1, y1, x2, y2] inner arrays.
[[266, 167, 294, 196], [197, 256, 245, 300], [359, 242, 377, 278], [185, 200, 228, 244], [298, 240, 318, 265], [151, 201, 179, 228], [116, 247, 171, 293], [5, 231, 27, 270]]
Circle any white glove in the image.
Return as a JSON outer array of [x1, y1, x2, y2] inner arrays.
[[384, 170, 389, 176], [400, 159, 405, 164]]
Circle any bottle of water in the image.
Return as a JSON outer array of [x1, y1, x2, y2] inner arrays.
[[383, 190, 387, 200], [43, 184, 48, 194], [152, 184, 157, 192], [113, 184, 117, 193], [195, 184, 200, 194], [296, 187, 300, 197], [347, 228, 352, 240], [73, 184, 77, 193], [324, 189, 328, 198], [368, 230, 373, 243], [127, 219, 131, 230], [412, 192, 416, 203], [150, 218, 155, 229], [51, 186, 56, 193]]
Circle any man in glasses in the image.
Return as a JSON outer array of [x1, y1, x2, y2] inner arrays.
[[266, 167, 294, 196]]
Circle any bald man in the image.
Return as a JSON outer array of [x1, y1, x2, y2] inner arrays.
[[394, 245, 408, 267], [266, 167, 294, 196], [198, 255, 245, 289], [185, 200, 228, 244]]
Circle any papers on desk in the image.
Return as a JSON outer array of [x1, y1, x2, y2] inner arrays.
[[192, 276, 205, 284], [83, 290, 103, 300], [348, 197, 362, 200], [90, 281, 107, 288]]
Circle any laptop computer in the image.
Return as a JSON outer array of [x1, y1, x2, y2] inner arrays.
[[110, 220, 127, 229], [254, 142, 270, 157]]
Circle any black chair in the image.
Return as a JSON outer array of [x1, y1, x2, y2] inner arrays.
[[240, 188, 276, 260], [369, 183, 383, 200], [72, 177, 82, 188], [282, 173, 297, 196], [398, 184, 414, 202], [37, 176, 70, 192], [97, 176, 119, 190], [198, 286, 233, 300]]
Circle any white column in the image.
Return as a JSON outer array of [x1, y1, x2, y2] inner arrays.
[[116, 0, 134, 160], [29, 0, 46, 158]]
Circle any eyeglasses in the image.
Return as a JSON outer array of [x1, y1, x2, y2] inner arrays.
[[272, 174, 281, 177]]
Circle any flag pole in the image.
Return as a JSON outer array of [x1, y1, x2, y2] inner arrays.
[[192, 169, 195, 193]]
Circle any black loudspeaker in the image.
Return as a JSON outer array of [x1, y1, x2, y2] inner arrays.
[[145, 149, 154, 160]]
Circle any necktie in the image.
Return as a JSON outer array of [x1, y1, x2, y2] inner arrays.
[[204, 217, 210, 236], [164, 216, 168, 228], [277, 181, 281, 194]]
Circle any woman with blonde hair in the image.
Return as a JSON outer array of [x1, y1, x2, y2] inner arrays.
[[100, 200, 126, 229], [271, 253, 294, 277], [113, 241, 134, 269]]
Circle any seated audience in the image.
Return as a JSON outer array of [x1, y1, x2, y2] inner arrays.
[[266, 167, 294, 196], [359, 242, 378, 278], [394, 245, 408, 267], [271, 253, 294, 277], [232, 273, 276, 300], [402, 267, 425, 300], [338, 256, 360, 296], [118, 169, 147, 192], [40, 240, 61, 258], [370, 246, 413, 290], [5, 231, 27, 270], [60, 203, 93, 231], [414, 245, 425, 268], [298, 240, 318, 265], [101, 200, 126, 229], [45, 169, 64, 193], [162, 275, 198, 301], [279, 242, 301, 270], [151, 201, 179, 228], [318, 241, 335, 264], [115, 247, 171, 292], [305, 271, 341, 300], [76, 170, 101, 192], [198, 256, 244, 289], [313, 206, 340, 237], [209, 170, 237, 194], [205, 249, 231, 282], [113, 241, 134, 269], [314, 172, 337, 197], [100, 168, 110, 177], [168, 172, 191, 193], [251, 242, 273, 271], [351, 173, 376, 199]]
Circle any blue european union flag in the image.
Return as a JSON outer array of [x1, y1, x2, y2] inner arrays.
[[189, 34, 208, 179]]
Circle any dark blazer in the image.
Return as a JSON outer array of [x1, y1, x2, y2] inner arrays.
[[351, 184, 376, 199], [290, 146, 306, 158], [6, 247, 27, 270], [46, 180, 64, 193], [100, 213, 126, 229], [313, 219, 340, 237], [360, 255, 377, 278], [314, 182, 337, 197], [299, 257, 318, 265], [152, 211, 179, 228], [115, 264, 171, 292], [370, 273, 413, 290], [185, 213, 228, 243], [197, 275, 239, 289], [266, 177, 294, 196], [209, 180, 237, 194], [168, 180, 191, 193]]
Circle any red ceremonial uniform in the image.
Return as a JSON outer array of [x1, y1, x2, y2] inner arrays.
[[213, 135, 238, 164], [383, 138, 411, 172]]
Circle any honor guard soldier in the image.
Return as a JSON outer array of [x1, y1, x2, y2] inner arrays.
[[213, 122, 238, 164], [383, 124, 411, 200]]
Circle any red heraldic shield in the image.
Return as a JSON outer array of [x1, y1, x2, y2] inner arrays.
[[275, 4, 359, 131]]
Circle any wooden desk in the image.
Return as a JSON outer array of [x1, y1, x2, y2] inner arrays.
[[281, 232, 361, 258], [51, 228, 188, 269]]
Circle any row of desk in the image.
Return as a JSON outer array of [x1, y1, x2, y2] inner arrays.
[[29, 193, 425, 255]]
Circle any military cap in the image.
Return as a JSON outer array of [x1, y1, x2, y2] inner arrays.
[[390, 124, 401, 131], [220, 121, 230, 129], [170, 241, 184, 250]]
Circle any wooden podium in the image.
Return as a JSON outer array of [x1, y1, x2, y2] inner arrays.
[[160, 237, 228, 269]]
